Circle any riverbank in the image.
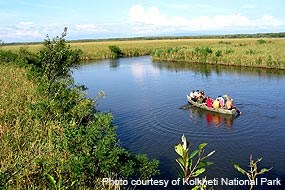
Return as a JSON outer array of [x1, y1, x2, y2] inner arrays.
[[2, 38, 285, 69], [0, 32, 159, 189], [151, 38, 285, 70]]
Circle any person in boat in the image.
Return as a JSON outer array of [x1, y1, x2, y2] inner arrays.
[[201, 91, 207, 103], [226, 98, 242, 114], [192, 90, 200, 102], [189, 90, 196, 101], [213, 98, 220, 108], [223, 94, 230, 105], [225, 98, 234, 110], [205, 96, 213, 108], [193, 90, 199, 97], [217, 95, 225, 108], [197, 95, 204, 104]]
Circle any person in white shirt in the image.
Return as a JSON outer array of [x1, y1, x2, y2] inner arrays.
[[217, 95, 225, 108], [190, 90, 195, 100], [192, 90, 200, 102]]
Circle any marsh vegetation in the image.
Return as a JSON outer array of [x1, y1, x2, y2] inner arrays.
[[0, 30, 159, 189], [3, 37, 285, 69]]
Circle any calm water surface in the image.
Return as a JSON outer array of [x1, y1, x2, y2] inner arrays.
[[73, 56, 285, 189]]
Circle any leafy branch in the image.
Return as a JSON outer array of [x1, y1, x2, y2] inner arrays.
[[232, 155, 272, 190], [175, 135, 215, 189]]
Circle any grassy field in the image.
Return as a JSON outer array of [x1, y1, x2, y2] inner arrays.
[[2, 38, 285, 69], [0, 63, 47, 188]]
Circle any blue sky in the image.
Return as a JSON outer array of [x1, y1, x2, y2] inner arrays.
[[1, 0, 285, 42]]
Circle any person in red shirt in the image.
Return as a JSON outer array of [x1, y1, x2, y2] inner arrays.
[[205, 96, 213, 108]]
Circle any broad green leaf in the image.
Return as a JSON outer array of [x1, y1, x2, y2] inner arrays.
[[232, 162, 247, 175], [189, 150, 199, 159], [198, 143, 207, 151], [192, 168, 206, 177], [175, 144, 184, 157], [259, 167, 272, 174], [197, 161, 213, 169]]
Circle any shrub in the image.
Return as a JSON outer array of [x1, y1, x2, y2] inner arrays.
[[108, 45, 123, 58], [215, 50, 223, 57], [193, 47, 213, 56], [36, 27, 82, 94], [0, 50, 18, 63], [257, 39, 266, 44]]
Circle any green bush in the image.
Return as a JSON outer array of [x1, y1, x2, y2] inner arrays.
[[36, 27, 82, 95], [0, 50, 18, 63], [193, 46, 213, 56], [108, 45, 123, 58], [257, 39, 267, 44], [215, 50, 223, 57]]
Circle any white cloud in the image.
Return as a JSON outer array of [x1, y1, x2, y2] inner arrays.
[[0, 22, 67, 42], [0, 27, 43, 42], [0, 22, 110, 42], [0, 21, 44, 42], [131, 62, 159, 83], [254, 15, 283, 27], [74, 24, 107, 33], [128, 4, 167, 25], [127, 4, 285, 33]]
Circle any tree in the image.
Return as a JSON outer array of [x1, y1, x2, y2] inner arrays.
[[37, 27, 82, 93]]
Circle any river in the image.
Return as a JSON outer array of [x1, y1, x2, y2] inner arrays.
[[73, 56, 285, 189]]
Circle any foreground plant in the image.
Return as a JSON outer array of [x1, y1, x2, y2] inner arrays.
[[175, 135, 215, 189], [232, 155, 272, 190]]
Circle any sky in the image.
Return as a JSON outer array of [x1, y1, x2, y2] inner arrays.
[[1, 0, 285, 42]]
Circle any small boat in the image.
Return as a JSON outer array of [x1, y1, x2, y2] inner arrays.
[[186, 95, 239, 116]]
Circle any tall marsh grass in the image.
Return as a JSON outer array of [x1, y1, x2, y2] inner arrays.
[[2, 38, 285, 69], [152, 38, 285, 69]]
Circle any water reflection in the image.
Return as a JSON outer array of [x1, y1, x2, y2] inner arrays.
[[109, 59, 120, 68], [188, 106, 235, 128], [153, 61, 285, 78], [131, 62, 160, 83]]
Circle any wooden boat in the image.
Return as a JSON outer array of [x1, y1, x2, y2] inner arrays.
[[186, 95, 239, 116]]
